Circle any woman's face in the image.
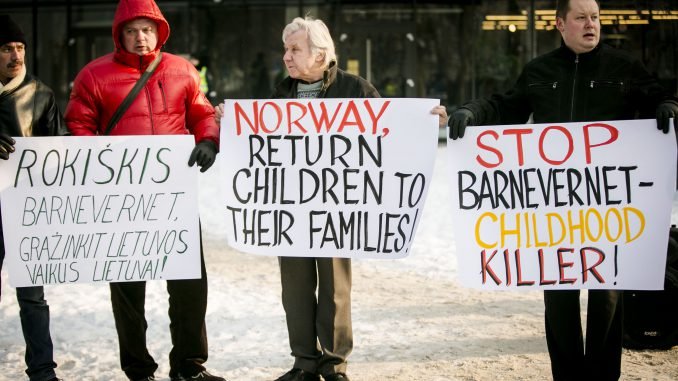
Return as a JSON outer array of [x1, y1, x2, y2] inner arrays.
[[283, 30, 324, 82]]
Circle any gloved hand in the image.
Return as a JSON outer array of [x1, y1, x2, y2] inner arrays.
[[448, 108, 475, 140], [188, 140, 218, 173], [0, 133, 16, 160], [656, 101, 678, 134]]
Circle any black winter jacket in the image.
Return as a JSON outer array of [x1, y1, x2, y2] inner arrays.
[[0, 73, 67, 137], [272, 61, 379, 99], [463, 43, 677, 125]]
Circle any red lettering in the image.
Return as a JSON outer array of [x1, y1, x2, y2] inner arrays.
[[538, 249, 557, 285], [308, 101, 343, 133], [234, 101, 259, 135], [557, 248, 577, 284], [476, 130, 503, 168], [363, 99, 391, 136], [234, 100, 397, 136], [259, 102, 283, 134], [583, 122, 619, 164], [539, 126, 573, 165], [504, 249, 512, 286], [503, 128, 532, 166], [580, 247, 606, 283], [481, 249, 502, 285], [286, 101, 308, 133], [337, 101, 366, 133], [514, 249, 535, 286]]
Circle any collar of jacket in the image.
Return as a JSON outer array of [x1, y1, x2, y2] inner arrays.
[[0, 63, 27, 95], [275, 60, 338, 98], [556, 41, 602, 62], [320, 60, 338, 91], [294, 60, 338, 91], [114, 47, 161, 71]]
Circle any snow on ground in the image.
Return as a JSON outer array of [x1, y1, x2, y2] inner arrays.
[[1, 144, 677, 380]]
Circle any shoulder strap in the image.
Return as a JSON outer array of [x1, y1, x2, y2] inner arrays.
[[104, 52, 163, 136]]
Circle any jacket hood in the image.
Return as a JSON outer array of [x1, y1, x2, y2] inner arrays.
[[112, 0, 170, 53]]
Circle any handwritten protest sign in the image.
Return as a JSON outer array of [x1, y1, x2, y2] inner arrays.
[[0, 136, 201, 287], [220, 98, 439, 258], [448, 119, 676, 290]]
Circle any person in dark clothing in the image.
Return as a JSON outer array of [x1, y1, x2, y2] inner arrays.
[[64, 1, 223, 380], [0, 14, 67, 381], [216, 16, 378, 381], [272, 17, 378, 381], [437, 0, 678, 380]]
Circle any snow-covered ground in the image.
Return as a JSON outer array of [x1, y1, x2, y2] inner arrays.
[[1, 144, 677, 380]]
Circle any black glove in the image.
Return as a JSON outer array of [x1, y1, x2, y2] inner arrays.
[[448, 108, 475, 140], [0, 133, 16, 160], [656, 101, 678, 134], [188, 140, 218, 173]]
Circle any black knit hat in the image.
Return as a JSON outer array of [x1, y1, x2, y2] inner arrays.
[[0, 15, 27, 47]]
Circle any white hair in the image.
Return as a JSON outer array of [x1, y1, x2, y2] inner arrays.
[[282, 16, 336, 68]]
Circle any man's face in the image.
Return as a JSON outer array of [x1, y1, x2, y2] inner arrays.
[[283, 30, 324, 82], [557, 0, 600, 54], [122, 18, 158, 56], [0, 42, 25, 84]]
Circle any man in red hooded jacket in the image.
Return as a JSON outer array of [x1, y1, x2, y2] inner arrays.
[[65, 1, 224, 380]]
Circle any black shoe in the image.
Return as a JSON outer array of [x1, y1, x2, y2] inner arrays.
[[171, 370, 227, 381], [47, 378, 64, 381], [323, 373, 350, 381], [274, 368, 321, 381]]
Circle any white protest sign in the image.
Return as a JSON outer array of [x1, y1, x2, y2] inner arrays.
[[448, 119, 676, 290], [220, 98, 439, 258], [0, 136, 201, 287]]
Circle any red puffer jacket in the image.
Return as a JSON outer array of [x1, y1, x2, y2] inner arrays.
[[64, 0, 218, 146]]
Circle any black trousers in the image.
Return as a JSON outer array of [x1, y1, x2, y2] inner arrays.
[[110, 249, 209, 380], [1, 214, 58, 381], [544, 289, 623, 381]]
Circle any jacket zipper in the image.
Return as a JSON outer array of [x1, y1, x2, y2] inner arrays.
[[144, 86, 155, 134], [569, 55, 579, 122], [528, 81, 558, 89], [590, 80, 624, 88], [137, 56, 155, 135], [139, 56, 155, 134], [158, 81, 168, 112]]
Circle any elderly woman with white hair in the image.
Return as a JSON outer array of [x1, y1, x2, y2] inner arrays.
[[271, 16, 378, 381]]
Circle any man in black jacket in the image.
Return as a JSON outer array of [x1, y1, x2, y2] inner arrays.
[[0, 14, 67, 381], [438, 0, 678, 380]]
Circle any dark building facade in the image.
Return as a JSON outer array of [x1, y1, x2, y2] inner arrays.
[[2, 0, 677, 111]]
